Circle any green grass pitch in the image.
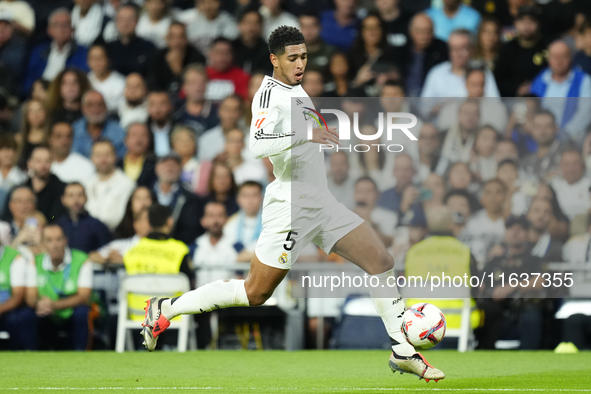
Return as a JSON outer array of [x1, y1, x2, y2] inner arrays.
[[1, 350, 590, 393]]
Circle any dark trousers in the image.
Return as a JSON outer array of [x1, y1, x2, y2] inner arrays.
[[476, 299, 544, 350], [32, 305, 90, 351], [0, 308, 37, 350], [562, 314, 591, 349]]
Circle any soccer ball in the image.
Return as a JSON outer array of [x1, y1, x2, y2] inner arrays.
[[401, 303, 446, 350]]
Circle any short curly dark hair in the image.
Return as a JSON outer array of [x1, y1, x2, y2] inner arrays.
[[268, 25, 305, 56]]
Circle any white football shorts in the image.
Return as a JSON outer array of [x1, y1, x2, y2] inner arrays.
[[254, 200, 364, 269]]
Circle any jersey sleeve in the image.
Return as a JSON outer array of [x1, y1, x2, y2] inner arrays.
[[249, 90, 305, 159]]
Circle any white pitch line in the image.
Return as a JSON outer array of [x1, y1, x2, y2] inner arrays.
[[0, 388, 590, 392]]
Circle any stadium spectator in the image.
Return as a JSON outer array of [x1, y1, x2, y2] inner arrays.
[[378, 153, 415, 212], [425, 0, 481, 42], [415, 122, 448, 182], [526, 196, 564, 262], [521, 111, 568, 182], [113, 186, 154, 240], [22, 146, 66, 223], [45, 68, 91, 125], [232, 8, 272, 75], [123, 204, 193, 320], [461, 178, 507, 268], [471, 16, 500, 72], [48, 122, 96, 184], [395, 13, 448, 98], [170, 125, 211, 196], [198, 95, 244, 162], [299, 12, 336, 77], [142, 91, 173, 158], [153, 152, 205, 244], [470, 125, 499, 183], [375, 0, 411, 47], [118, 73, 149, 129], [215, 128, 266, 185], [347, 13, 397, 88], [5, 187, 46, 259], [324, 52, 359, 97], [495, 5, 548, 97], [16, 99, 49, 170], [0, 9, 27, 93], [205, 37, 250, 101], [148, 22, 206, 96], [260, 0, 299, 42], [72, 91, 126, 159], [355, 176, 397, 247], [440, 99, 480, 165], [477, 215, 547, 350], [574, 21, 591, 76], [87, 45, 125, 114], [71, 0, 109, 47], [173, 65, 219, 137], [85, 140, 135, 231], [421, 29, 499, 116], [223, 181, 263, 262], [505, 96, 541, 156], [88, 206, 149, 266], [0, 134, 26, 195], [31, 224, 93, 351], [0, 236, 36, 350], [448, 162, 477, 196], [301, 70, 325, 98], [0, 1, 35, 37], [531, 40, 591, 144], [205, 162, 239, 217], [23, 9, 89, 95], [244, 72, 266, 125], [118, 122, 156, 187], [535, 182, 570, 243], [193, 200, 236, 286], [105, 4, 156, 77], [319, 0, 359, 51], [496, 158, 529, 217], [56, 182, 111, 253], [327, 152, 355, 210], [177, 0, 238, 54], [550, 149, 591, 220], [136, 0, 172, 49], [444, 188, 475, 238], [25, 0, 70, 45]]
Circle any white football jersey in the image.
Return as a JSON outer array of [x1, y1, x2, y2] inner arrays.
[[250, 75, 337, 208]]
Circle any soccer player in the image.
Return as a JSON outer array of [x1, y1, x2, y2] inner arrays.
[[141, 26, 445, 382]]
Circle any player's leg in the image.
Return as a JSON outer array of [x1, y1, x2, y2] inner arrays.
[[141, 254, 288, 351], [330, 221, 445, 381]]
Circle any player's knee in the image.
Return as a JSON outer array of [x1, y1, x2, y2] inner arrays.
[[376, 249, 394, 273], [245, 288, 272, 306]]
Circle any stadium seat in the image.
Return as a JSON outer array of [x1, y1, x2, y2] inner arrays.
[[115, 274, 197, 353]]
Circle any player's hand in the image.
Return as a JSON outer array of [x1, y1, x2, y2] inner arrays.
[[309, 126, 340, 146]]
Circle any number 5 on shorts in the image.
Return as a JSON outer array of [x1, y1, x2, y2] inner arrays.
[[283, 231, 298, 251]]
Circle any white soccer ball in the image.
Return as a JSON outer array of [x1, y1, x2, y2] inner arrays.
[[401, 303, 447, 350]]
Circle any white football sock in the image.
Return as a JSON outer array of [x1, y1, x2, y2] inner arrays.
[[369, 269, 415, 357], [160, 279, 250, 320]]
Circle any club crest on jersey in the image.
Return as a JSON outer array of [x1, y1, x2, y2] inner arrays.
[[278, 253, 288, 264]]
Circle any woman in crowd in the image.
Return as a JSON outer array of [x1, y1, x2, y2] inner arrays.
[[15, 99, 49, 169], [170, 125, 211, 197], [87, 45, 126, 114], [45, 68, 92, 125], [113, 186, 155, 240], [137, 0, 173, 49], [206, 162, 239, 217], [472, 16, 501, 71]]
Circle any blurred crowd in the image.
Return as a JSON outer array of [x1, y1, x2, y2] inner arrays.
[[1, 0, 591, 351]]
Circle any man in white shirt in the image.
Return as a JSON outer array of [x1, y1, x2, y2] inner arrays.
[[176, 0, 238, 54], [147, 91, 174, 157], [354, 176, 398, 248], [118, 73, 149, 129], [223, 181, 263, 262], [440, 99, 480, 164], [260, 0, 299, 42], [193, 201, 237, 288], [420, 29, 499, 117], [87, 44, 126, 114], [85, 140, 135, 231], [326, 151, 356, 210], [218, 128, 267, 186], [550, 149, 591, 220], [460, 179, 507, 268], [49, 122, 96, 184], [30, 224, 94, 350], [198, 95, 245, 162]]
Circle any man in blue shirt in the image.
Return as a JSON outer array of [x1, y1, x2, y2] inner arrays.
[[425, 0, 481, 42], [57, 182, 111, 254], [72, 91, 126, 158], [319, 0, 360, 51]]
